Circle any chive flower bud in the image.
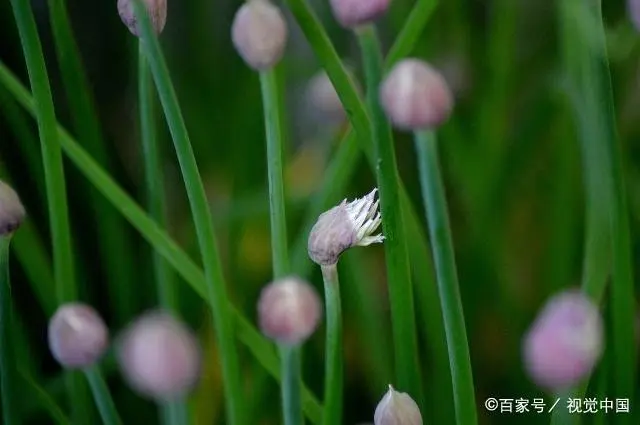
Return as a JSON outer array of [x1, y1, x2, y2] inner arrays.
[[329, 0, 391, 28], [308, 188, 384, 266], [117, 0, 167, 36], [630, 0, 640, 31], [374, 385, 423, 425], [380, 58, 453, 131], [231, 0, 288, 71], [523, 289, 604, 391], [48, 303, 109, 369], [116, 311, 201, 401], [0, 180, 25, 237], [258, 276, 322, 345], [306, 70, 346, 125]]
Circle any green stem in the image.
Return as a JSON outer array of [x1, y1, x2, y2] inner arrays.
[[131, 1, 244, 423], [7, 0, 88, 423], [20, 369, 71, 425], [320, 264, 343, 425], [162, 400, 188, 425], [279, 345, 303, 425], [356, 25, 424, 407], [0, 60, 323, 425], [414, 130, 477, 425], [0, 237, 18, 425], [84, 366, 123, 425]]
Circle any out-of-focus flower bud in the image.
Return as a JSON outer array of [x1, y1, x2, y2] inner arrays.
[[306, 70, 346, 125], [48, 303, 109, 369], [374, 385, 423, 425], [329, 0, 391, 29], [117, 0, 167, 36], [0, 180, 25, 237]]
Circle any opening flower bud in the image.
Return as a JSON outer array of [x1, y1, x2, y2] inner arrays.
[[258, 276, 322, 345], [523, 289, 604, 392], [329, 0, 391, 28], [116, 311, 201, 401], [48, 303, 109, 369], [0, 180, 25, 237], [374, 385, 423, 425], [308, 188, 384, 266], [117, 0, 167, 36], [231, 0, 288, 71], [380, 58, 453, 131]]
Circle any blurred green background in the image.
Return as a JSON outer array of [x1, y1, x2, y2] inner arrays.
[[1, 0, 639, 424]]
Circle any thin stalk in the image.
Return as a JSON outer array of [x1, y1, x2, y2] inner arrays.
[[0, 61, 324, 425], [356, 25, 424, 406], [139, 40, 184, 425], [259, 67, 299, 424], [48, 0, 135, 324], [320, 264, 343, 425], [20, 369, 71, 425], [131, 1, 243, 423], [84, 366, 123, 425], [0, 237, 18, 425], [414, 130, 477, 425], [7, 1, 88, 423]]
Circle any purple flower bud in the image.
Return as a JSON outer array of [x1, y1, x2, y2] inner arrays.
[[374, 385, 423, 425], [258, 276, 322, 345], [306, 70, 346, 125], [329, 0, 391, 28], [380, 58, 453, 131], [629, 0, 640, 32], [308, 188, 384, 266], [117, 0, 167, 36], [523, 289, 604, 391], [0, 180, 25, 237], [48, 303, 109, 369], [116, 311, 201, 401], [231, 0, 288, 71]]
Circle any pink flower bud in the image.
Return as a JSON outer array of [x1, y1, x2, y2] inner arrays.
[[523, 290, 604, 391], [306, 70, 346, 125], [116, 311, 201, 401], [380, 58, 454, 131], [117, 0, 167, 36], [629, 0, 640, 32], [374, 385, 422, 425], [329, 0, 391, 28], [48, 303, 109, 369], [231, 0, 288, 71], [258, 276, 322, 345], [0, 180, 25, 236]]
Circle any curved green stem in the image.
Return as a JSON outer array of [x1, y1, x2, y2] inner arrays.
[[320, 264, 343, 425], [414, 131, 477, 425], [356, 25, 424, 407], [0, 237, 18, 425], [131, 1, 243, 423], [84, 366, 122, 425]]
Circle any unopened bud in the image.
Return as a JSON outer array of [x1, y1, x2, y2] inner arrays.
[[0, 180, 25, 237], [380, 58, 453, 131], [523, 289, 603, 391], [374, 385, 422, 425], [231, 0, 288, 71], [329, 0, 391, 28], [630, 0, 640, 31], [116, 311, 201, 401], [117, 0, 167, 36], [48, 303, 109, 369], [308, 188, 383, 266], [258, 276, 322, 345], [306, 70, 346, 125]]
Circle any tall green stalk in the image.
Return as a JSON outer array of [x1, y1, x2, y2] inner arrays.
[[0, 237, 18, 425], [356, 25, 424, 407], [138, 42, 185, 425], [414, 131, 477, 425], [84, 366, 123, 425], [259, 68, 301, 425], [320, 264, 343, 425], [130, 1, 244, 423], [7, 0, 89, 423]]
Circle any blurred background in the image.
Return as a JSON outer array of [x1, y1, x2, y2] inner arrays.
[[0, 0, 639, 424]]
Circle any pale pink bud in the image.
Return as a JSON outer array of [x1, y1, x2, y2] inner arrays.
[[0, 180, 25, 236], [380, 58, 454, 131], [117, 0, 167, 36], [629, 0, 640, 31], [308, 188, 384, 266], [374, 385, 422, 425], [116, 311, 201, 401], [231, 0, 288, 71], [48, 303, 109, 369], [258, 276, 322, 345], [329, 0, 391, 28], [523, 289, 604, 391], [306, 70, 346, 125]]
